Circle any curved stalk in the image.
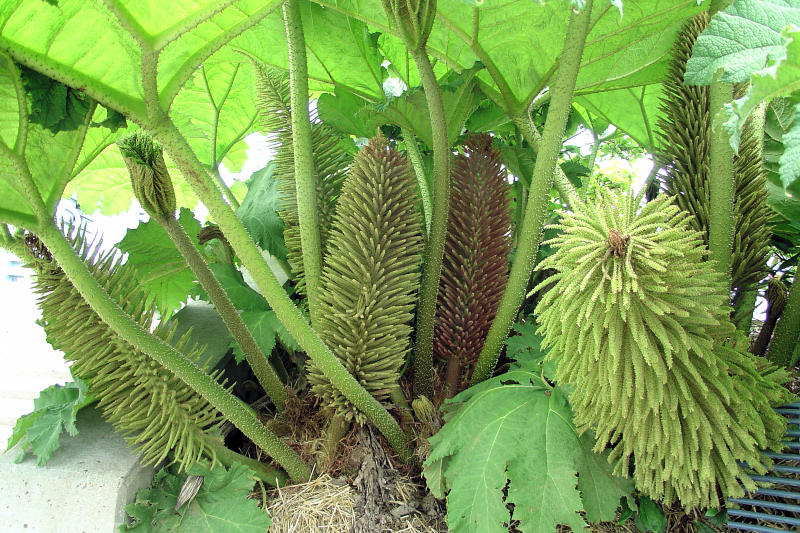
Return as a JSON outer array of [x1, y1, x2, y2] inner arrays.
[[471, 0, 594, 384], [317, 412, 350, 471], [512, 113, 577, 210], [283, 0, 323, 325], [410, 46, 450, 401], [35, 223, 311, 482], [149, 118, 410, 460], [767, 277, 800, 367], [402, 127, 433, 235], [211, 441, 288, 487], [159, 215, 288, 409], [0, 223, 27, 258]]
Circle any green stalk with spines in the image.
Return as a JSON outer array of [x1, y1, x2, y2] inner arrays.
[[767, 276, 800, 367], [282, 0, 323, 324], [471, 0, 594, 384], [307, 136, 424, 422], [0, 223, 26, 258], [117, 132, 288, 410], [380, 0, 447, 401], [512, 113, 577, 210], [148, 117, 411, 460]]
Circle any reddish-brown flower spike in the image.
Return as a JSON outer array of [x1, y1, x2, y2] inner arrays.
[[434, 135, 512, 399]]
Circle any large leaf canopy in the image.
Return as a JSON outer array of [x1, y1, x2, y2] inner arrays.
[[0, 54, 95, 227], [246, 0, 702, 112], [0, 1, 281, 116], [0, 0, 706, 220]]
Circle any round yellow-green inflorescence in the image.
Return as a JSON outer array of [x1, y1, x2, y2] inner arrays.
[[28, 232, 225, 469], [255, 63, 350, 297], [534, 193, 792, 509], [307, 137, 423, 422]]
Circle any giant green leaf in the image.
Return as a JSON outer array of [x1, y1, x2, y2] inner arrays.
[[117, 208, 202, 316], [685, 0, 800, 85], [171, 57, 258, 174], [235, 163, 286, 260], [0, 1, 281, 118], [317, 87, 382, 139], [722, 26, 800, 185], [8, 374, 94, 466], [124, 462, 271, 532], [232, 2, 385, 100], [0, 54, 97, 228], [576, 84, 662, 150], [767, 180, 800, 243], [234, 310, 298, 364], [424, 359, 632, 533], [193, 263, 269, 313], [309, 0, 701, 110]]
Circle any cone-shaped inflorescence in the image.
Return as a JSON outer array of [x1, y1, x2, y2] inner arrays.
[[117, 131, 175, 221], [255, 63, 349, 297], [656, 12, 770, 295], [27, 231, 225, 469], [433, 135, 511, 397], [534, 193, 791, 509], [307, 137, 423, 422]]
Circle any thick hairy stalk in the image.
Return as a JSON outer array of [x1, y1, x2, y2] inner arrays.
[[282, 0, 323, 322], [402, 126, 433, 235], [163, 217, 288, 408], [308, 137, 423, 421], [30, 228, 310, 481], [118, 132, 288, 409], [708, 79, 735, 279], [708, 0, 735, 279], [471, 0, 594, 384], [381, 0, 445, 400], [211, 441, 287, 487], [751, 277, 787, 356], [767, 276, 800, 366], [434, 135, 511, 399], [254, 64, 349, 300], [151, 118, 410, 459], [0, 224, 26, 258], [657, 13, 770, 298], [409, 49, 449, 400], [535, 193, 790, 508], [512, 113, 577, 210]]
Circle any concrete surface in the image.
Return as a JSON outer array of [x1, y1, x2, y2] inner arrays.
[[0, 260, 72, 449], [0, 405, 155, 533]]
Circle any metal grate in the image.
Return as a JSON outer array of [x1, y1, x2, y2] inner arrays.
[[728, 402, 800, 532]]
